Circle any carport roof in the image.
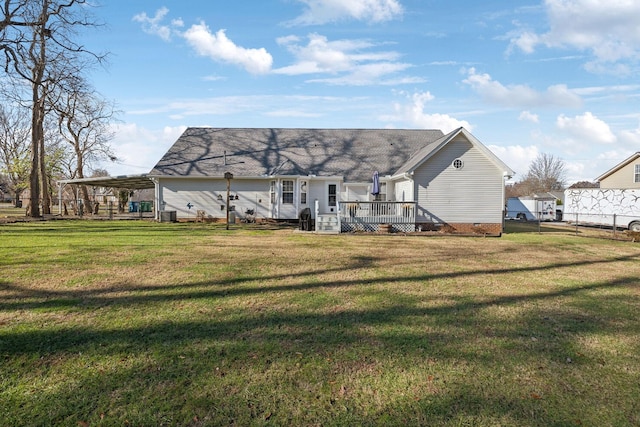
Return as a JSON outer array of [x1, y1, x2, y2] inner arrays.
[[58, 174, 155, 190]]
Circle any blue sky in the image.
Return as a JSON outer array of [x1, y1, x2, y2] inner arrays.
[[83, 0, 640, 184]]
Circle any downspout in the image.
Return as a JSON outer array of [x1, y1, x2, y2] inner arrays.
[[502, 172, 509, 233]]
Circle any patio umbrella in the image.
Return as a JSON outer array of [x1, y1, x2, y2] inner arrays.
[[371, 171, 380, 196]]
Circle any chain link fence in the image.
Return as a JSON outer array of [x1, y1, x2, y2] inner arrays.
[[4, 198, 155, 219], [504, 209, 640, 239]]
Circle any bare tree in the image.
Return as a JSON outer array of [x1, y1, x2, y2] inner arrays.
[[53, 76, 117, 208], [0, 102, 30, 206], [515, 153, 567, 196], [1, 0, 105, 217]]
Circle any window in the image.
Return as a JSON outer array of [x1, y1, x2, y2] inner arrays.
[[328, 184, 337, 207], [374, 182, 387, 201], [452, 158, 464, 169], [300, 181, 307, 204], [282, 180, 294, 204], [270, 180, 276, 204], [635, 164, 640, 183]]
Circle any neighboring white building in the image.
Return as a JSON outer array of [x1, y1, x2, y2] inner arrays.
[[506, 194, 557, 221], [562, 153, 640, 231]]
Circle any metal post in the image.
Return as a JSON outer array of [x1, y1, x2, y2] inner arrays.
[[575, 213, 579, 235], [58, 182, 63, 215], [224, 172, 233, 230], [613, 214, 617, 237]]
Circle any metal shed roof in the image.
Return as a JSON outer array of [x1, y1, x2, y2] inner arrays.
[[58, 174, 155, 190]]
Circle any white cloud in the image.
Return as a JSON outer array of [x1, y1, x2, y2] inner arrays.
[[132, 7, 178, 41], [618, 126, 640, 146], [462, 68, 582, 108], [102, 123, 187, 175], [264, 109, 323, 118], [487, 144, 539, 178], [382, 91, 471, 132], [274, 33, 421, 85], [125, 95, 370, 124], [134, 9, 272, 75], [182, 24, 273, 75], [510, 31, 539, 54], [509, 1, 640, 74], [287, 0, 403, 25], [556, 112, 616, 144], [518, 111, 539, 123]]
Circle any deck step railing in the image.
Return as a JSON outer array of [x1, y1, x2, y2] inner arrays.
[[339, 201, 417, 232]]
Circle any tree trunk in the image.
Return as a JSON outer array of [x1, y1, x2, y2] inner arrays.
[[75, 153, 91, 213], [13, 191, 22, 208], [39, 135, 51, 215], [29, 91, 42, 218]]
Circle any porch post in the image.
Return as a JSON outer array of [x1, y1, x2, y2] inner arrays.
[[314, 199, 319, 232]]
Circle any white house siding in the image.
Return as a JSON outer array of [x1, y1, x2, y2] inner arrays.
[[395, 179, 413, 202], [599, 161, 640, 189], [158, 177, 339, 221], [345, 184, 370, 201], [414, 137, 504, 225], [158, 178, 270, 220]]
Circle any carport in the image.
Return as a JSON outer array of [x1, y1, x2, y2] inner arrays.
[[57, 174, 155, 216]]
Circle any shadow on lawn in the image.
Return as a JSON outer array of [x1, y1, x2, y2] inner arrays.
[[1, 252, 638, 313], [1, 251, 639, 425]]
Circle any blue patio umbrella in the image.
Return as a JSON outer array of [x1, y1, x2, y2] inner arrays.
[[371, 171, 380, 195]]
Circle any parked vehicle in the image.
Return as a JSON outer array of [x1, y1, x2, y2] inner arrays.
[[564, 188, 640, 231], [506, 196, 557, 221]]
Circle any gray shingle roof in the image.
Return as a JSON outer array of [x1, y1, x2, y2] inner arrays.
[[149, 128, 445, 182]]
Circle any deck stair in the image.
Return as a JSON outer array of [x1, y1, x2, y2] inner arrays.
[[315, 214, 340, 234]]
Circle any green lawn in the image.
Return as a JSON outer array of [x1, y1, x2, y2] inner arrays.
[[1, 221, 639, 426]]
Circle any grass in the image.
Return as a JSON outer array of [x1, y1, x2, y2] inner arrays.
[[1, 220, 639, 426], [0, 202, 25, 218]]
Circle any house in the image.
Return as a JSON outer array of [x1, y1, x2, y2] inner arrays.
[[149, 127, 514, 235], [597, 152, 640, 189]]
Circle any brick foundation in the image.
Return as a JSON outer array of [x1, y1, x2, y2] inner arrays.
[[417, 222, 503, 236]]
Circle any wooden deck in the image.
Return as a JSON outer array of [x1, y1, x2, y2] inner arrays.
[[338, 201, 417, 233]]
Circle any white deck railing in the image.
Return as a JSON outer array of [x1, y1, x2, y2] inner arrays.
[[339, 201, 417, 232]]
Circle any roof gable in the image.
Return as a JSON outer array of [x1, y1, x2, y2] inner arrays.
[[394, 127, 515, 178], [596, 152, 640, 182], [149, 128, 445, 182]]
